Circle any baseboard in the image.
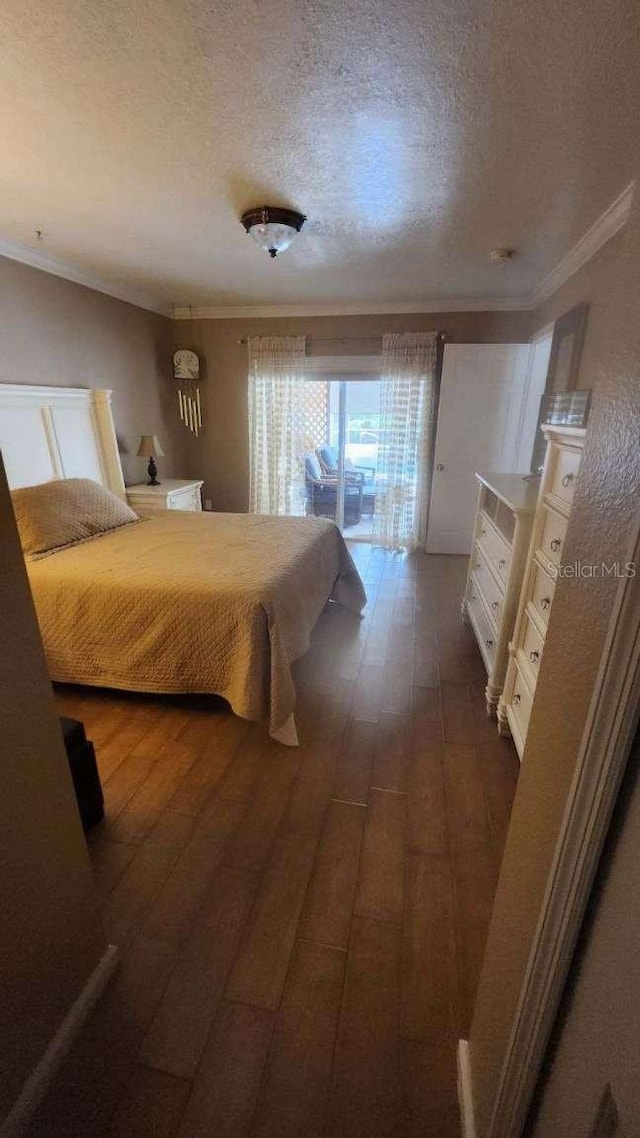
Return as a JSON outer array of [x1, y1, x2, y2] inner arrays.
[[0, 943, 119, 1138], [457, 1039, 477, 1138]]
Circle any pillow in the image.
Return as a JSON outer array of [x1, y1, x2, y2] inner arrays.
[[317, 445, 338, 474], [304, 453, 325, 482], [11, 478, 140, 559]]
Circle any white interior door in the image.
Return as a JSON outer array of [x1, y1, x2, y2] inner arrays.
[[426, 343, 531, 555]]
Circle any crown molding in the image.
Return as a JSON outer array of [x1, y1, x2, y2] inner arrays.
[[172, 297, 531, 320], [0, 238, 171, 317], [174, 181, 635, 320], [529, 181, 635, 308]]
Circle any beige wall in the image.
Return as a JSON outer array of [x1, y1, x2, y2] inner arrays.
[[468, 205, 640, 1132], [172, 310, 531, 512], [0, 256, 184, 486], [530, 732, 640, 1137], [0, 455, 106, 1122]]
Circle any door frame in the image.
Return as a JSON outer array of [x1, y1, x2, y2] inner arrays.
[[335, 379, 347, 532], [478, 519, 640, 1137]]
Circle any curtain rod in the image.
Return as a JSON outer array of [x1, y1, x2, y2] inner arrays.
[[237, 332, 446, 345]]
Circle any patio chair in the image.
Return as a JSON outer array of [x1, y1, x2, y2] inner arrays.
[[303, 453, 363, 525], [316, 445, 375, 486]]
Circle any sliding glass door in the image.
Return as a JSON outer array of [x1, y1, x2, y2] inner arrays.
[[309, 378, 381, 539]]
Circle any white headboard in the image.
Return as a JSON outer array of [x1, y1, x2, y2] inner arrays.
[[0, 385, 126, 499]]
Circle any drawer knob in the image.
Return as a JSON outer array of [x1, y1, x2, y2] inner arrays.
[[550, 538, 561, 552], [529, 650, 540, 663], [561, 473, 575, 487], [481, 529, 487, 536], [485, 639, 493, 649], [513, 693, 521, 705], [469, 594, 476, 602], [540, 597, 551, 611], [491, 601, 499, 611], [498, 558, 506, 569]]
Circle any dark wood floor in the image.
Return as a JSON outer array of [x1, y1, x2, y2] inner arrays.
[[29, 547, 519, 1138]]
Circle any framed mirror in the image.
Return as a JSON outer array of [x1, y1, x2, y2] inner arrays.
[[530, 302, 589, 473]]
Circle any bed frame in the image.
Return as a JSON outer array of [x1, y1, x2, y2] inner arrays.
[[0, 384, 125, 498]]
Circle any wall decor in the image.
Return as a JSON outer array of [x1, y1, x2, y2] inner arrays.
[[530, 303, 589, 472], [546, 302, 589, 395], [173, 349, 202, 435]]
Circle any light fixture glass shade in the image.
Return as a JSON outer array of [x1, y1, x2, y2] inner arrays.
[[136, 434, 165, 458], [248, 221, 298, 258], [241, 207, 306, 258]]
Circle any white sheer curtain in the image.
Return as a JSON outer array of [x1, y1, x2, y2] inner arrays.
[[248, 335, 307, 515], [373, 332, 439, 550]]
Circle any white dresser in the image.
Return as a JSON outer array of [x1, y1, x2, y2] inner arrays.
[[498, 425, 586, 758], [126, 478, 204, 514], [463, 472, 539, 716]]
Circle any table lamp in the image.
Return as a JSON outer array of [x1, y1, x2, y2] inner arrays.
[[137, 434, 165, 486]]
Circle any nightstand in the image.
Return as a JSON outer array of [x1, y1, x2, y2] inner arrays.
[[125, 479, 204, 515]]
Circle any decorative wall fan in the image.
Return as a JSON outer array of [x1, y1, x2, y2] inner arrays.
[[173, 349, 202, 435]]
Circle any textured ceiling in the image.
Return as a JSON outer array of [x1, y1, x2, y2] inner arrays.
[[1, 0, 639, 313]]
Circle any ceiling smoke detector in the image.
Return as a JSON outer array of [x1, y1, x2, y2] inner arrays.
[[489, 248, 515, 263], [240, 206, 306, 258]]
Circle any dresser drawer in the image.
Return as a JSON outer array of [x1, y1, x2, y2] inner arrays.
[[548, 445, 581, 509], [519, 610, 545, 689], [477, 513, 511, 585], [468, 585, 497, 673], [168, 486, 202, 511], [529, 558, 556, 628], [471, 545, 504, 628], [509, 662, 534, 743], [539, 507, 567, 567]]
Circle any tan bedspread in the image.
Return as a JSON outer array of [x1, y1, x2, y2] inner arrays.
[[26, 511, 366, 743]]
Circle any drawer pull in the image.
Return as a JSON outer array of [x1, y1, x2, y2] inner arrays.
[[485, 639, 494, 649], [529, 650, 540, 663], [561, 473, 575, 487], [491, 601, 499, 611], [540, 597, 551, 611], [550, 538, 562, 552], [513, 693, 521, 705], [469, 594, 476, 602], [481, 529, 487, 536], [498, 558, 506, 569]]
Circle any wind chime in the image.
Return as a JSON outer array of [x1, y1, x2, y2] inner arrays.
[[173, 349, 202, 435]]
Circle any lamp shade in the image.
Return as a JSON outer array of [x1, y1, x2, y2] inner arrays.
[[137, 434, 165, 458]]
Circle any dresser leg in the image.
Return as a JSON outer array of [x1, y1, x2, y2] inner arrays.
[[485, 682, 501, 719], [497, 699, 512, 738]]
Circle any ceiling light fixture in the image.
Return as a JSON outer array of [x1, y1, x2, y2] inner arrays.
[[240, 206, 306, 258]]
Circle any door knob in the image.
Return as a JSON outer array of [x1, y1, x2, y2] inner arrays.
[[436, 463, 444, 471]]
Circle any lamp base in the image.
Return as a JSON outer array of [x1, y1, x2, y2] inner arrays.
[[147, 457, 160, 486]]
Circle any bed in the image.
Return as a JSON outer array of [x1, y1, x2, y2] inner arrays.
[[0, 384, 366, 744]]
